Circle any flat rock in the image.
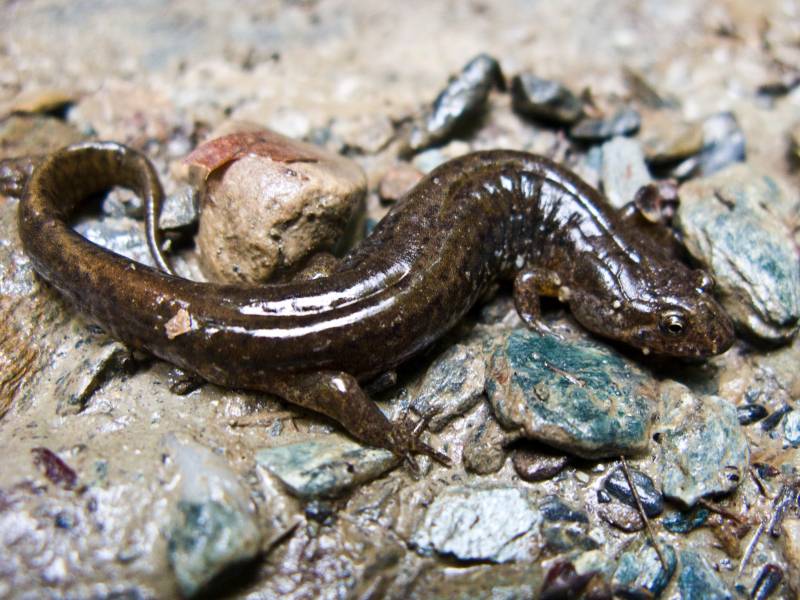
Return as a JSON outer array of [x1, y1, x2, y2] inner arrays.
[[412, 485, 540, 563], [613, 539, 677, 598], [657, 382, 749, 507], [486, 331, 654, 458], [678, 550, 733, 600], [601, 136, 652, 209], [676, 164, 800, 342], [411, 343, 487, 432], [255, 434, 398, 499]]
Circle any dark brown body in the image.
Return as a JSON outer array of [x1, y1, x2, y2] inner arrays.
[[16, 142, 734, 465]]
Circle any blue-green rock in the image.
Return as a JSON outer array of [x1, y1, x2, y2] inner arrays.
[[678, 550, 733, 600], [486, 331, 654, 458], [662, 507, 710, 534], [677, 164, 800, 342], [255, 434, 398, 499], [612, 540, 677, 598], [165, 436, 262, 597], [412, 485, 541, 563], [168, 500, 257, 597], [658, 382, 749, 506]]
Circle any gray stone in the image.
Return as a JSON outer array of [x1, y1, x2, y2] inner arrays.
[[255, 434, 398, 499], [510, 74, 583, 124], [53, 333, 132, 414], [486, 331, 654, 458], [676, 164, 800, 342], [407, 53, 504, 152], [612, 539, 677, 598], [74, 216, 155, 267], [159, 185, 199, 232], [678, 550, 733, 600], [603, 465, 663, 517], [411, 343, 487, 432], [461, 401, 517, 475], [672, 112, 745, 179], [165, 435, 262, 597], [412, 485, 541, 563], [783, 411, 800, 447], [601, 136, 652, 209], [569, 107, 641, 142], [657, 382, 750, 507]]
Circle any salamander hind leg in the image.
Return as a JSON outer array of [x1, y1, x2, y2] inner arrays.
[[269, 370, 450, 472], [513, 267, 563, 335]]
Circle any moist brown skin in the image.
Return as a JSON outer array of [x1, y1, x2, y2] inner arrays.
[[15, 142, 734, 467]]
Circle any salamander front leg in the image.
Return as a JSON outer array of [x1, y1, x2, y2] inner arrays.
[[269, 370, 451, 472], [513, 268, 564, 335]]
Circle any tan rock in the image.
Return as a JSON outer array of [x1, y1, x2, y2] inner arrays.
[[782, 518, 800, 594], [191, 128, 366, 283]]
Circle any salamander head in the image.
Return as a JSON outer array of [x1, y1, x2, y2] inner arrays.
[[567, 255, 735, 358]]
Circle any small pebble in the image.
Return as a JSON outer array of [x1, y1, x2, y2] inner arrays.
[[671, 112, 745, 179], [510, 74, 583, 124], [662, 507, 710, 534], [569, 107, 641, 142], [736, 403, 769, 426], [751, 564, 783, 600], [782, 411, 800, 447], [603, 465, 663, 517], [600, 136, 651, 209], [539, 495, 589, 523], [512, 447, 569, 482], [407, 53, 504, 152], [596, 502, 644, 533], [159, 186, 199, 233], [378, 163, 423, 203], [761, 405, 792, 431], [640, 110, 704, 165]]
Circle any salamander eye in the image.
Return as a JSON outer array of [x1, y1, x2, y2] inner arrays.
[[660, 312, 686, 336]]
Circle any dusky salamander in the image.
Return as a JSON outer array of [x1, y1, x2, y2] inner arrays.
[[15, 142, 734, 467]]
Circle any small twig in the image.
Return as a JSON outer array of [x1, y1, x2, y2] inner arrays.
[[737, 518, 765, 579], [543, 359, 585, 387], [749, 466, 770, 498], [619, 455, 670, 574], [698, 498, 745, 524]]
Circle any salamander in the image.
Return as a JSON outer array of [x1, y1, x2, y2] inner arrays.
[[14, 141, 734, 467]]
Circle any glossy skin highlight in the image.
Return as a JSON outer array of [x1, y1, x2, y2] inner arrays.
[[16, 142, 734, 465]]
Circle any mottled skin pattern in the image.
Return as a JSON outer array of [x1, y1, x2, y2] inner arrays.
[[15, 142, 734, 467]]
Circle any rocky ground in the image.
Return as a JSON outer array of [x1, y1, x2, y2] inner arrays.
[[1, 1, 799, 598]]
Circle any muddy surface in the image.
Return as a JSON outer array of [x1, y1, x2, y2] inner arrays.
[[1, 1, 799, 599]]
